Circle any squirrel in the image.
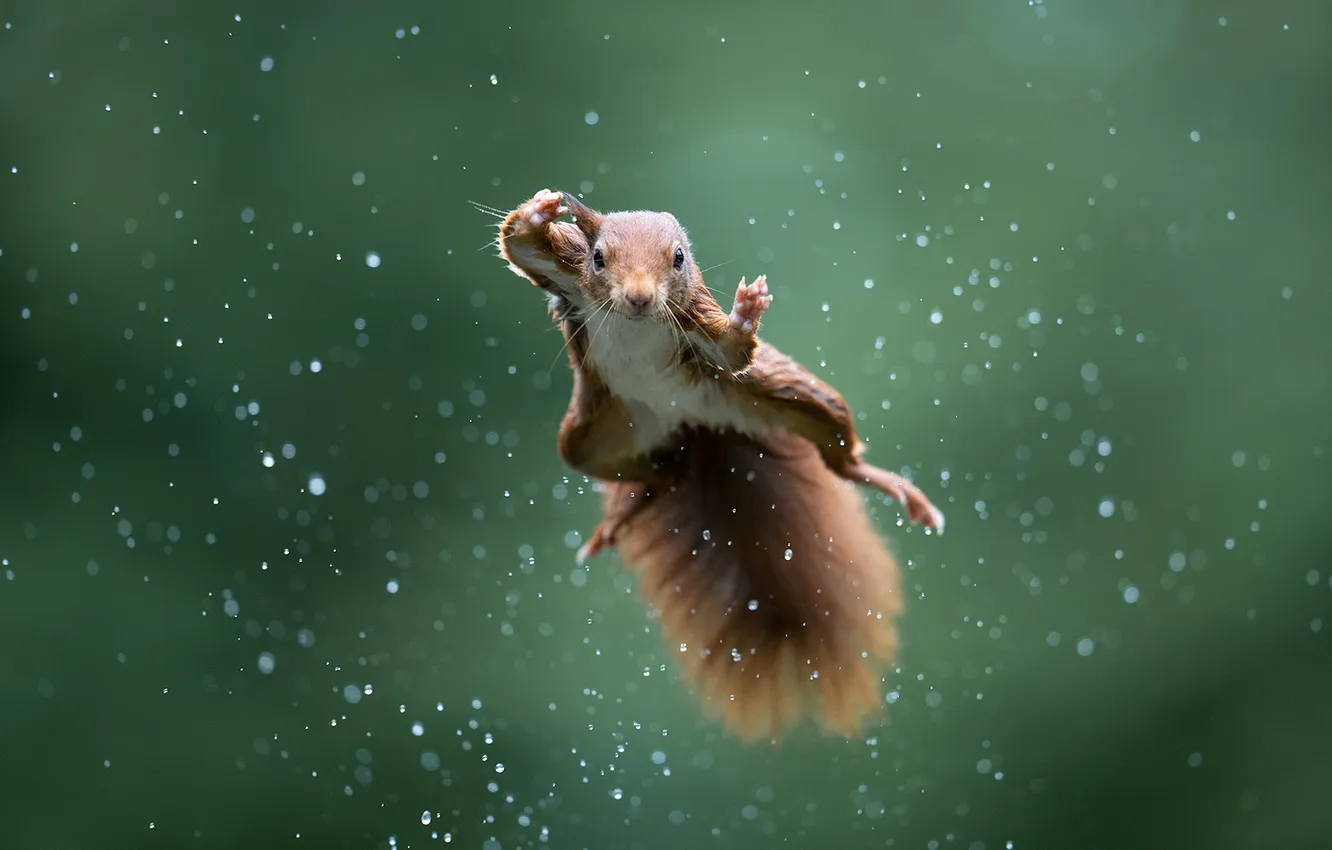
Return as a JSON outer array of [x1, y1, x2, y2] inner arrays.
[[495, 189, 945, 741]]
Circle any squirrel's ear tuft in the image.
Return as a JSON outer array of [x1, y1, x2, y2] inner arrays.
[[561, 191, 603, 241]]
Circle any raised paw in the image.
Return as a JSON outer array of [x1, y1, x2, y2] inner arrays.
[[517, 188, 568, 230], [728, 274, 773, 335]]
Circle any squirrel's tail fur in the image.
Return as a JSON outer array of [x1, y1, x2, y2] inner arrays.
[[605, 426, 902, 741]]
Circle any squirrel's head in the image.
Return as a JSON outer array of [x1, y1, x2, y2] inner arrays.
[[561, 192, 702, 322]]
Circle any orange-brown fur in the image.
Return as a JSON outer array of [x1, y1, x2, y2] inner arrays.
[[602, 426, 903, 740], [495, 189, 943, 740]]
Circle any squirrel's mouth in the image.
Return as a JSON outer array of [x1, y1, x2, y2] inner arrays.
[[611, 299, 661, 322]]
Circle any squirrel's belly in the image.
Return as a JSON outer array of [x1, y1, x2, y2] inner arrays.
[[587, 317, 769, 454], [625, 378, 767, 455]]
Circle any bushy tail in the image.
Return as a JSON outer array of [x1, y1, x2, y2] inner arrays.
[[606, 426, 902, 740]]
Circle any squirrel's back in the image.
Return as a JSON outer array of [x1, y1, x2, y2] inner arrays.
[[604, 425, 903, 740]]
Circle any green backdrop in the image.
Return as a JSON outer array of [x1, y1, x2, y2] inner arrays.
[[2, 1, 1330, 848]]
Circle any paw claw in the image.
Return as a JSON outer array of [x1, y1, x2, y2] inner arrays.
[[728, 274, 773, 333], [919, 504, 945, 534], [906, 493, 945, 535], [518, 189, 567, 229], [577, 520, 618, 565]]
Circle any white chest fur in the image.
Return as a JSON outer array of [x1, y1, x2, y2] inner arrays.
[[584, 315, 764, 454]]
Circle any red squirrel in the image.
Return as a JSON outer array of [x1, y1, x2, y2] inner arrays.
[[496, 189, 944, 740]]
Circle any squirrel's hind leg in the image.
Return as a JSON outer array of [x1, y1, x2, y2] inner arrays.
[[737, 346, 945, 532], [843, 461, 945, 533], [577, 482, 657, 564]]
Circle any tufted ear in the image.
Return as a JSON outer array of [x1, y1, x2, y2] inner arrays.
[[561, 191, 604, 242]]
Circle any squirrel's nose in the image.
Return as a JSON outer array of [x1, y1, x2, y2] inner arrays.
[[624, 290, 653, 312]]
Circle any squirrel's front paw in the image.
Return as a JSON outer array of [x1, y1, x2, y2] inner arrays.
[[728, 275, 772, 335], [516, 189, 568, 229]]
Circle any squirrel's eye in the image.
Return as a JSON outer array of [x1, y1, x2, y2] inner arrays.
[[673, 247, 685, 270], [592, 248, 605, 270]]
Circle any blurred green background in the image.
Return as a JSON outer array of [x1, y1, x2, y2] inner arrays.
[[2, 1, 1330, 848]]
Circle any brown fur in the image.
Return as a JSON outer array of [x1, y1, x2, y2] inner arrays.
[[604, 426, 902, 741], [495, 189, 943, 741]]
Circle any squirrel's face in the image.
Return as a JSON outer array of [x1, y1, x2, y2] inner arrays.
[[580, 211, 700, 321]]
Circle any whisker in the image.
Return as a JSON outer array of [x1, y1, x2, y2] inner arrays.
[[698, 259, 745, 301], [552, 301, 605, 376], [545, 314, 586, 373], [583, 298, 618, 365], [666, 310, 690, 365], [467, 200, 507, 219], [699, 258, 739, 275], [547, 296, 613, 376], [664, 295, 700, 366]]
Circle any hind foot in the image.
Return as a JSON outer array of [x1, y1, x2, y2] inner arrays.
[[576, 520, 616, 565], [846, 461, 945, 534], [575, 486, 658, 564]]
